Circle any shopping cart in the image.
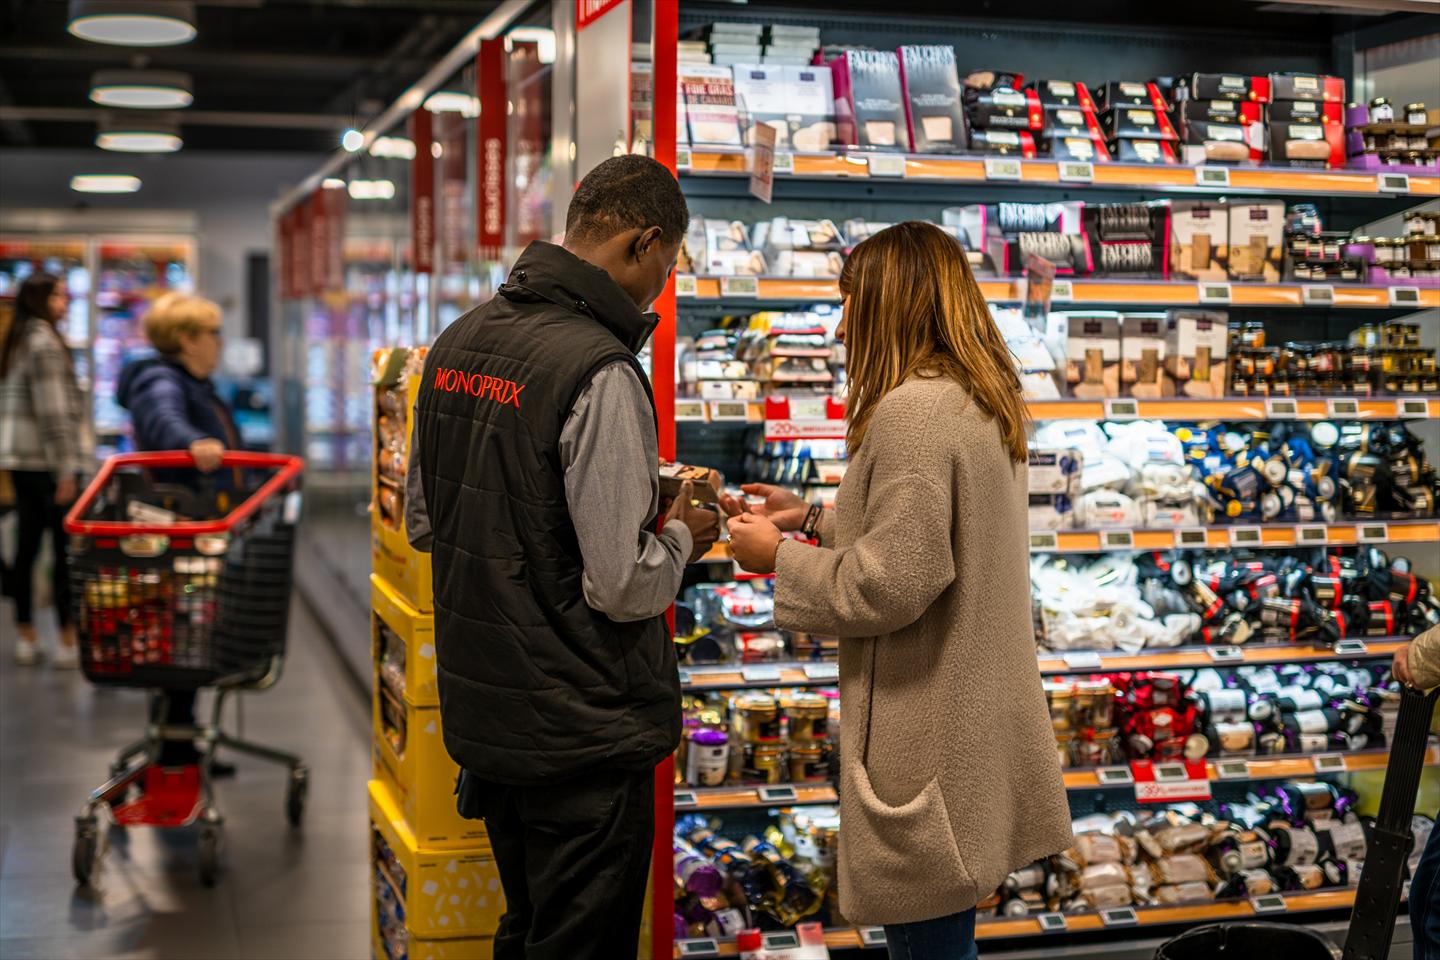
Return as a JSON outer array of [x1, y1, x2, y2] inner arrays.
[[62, 451, 307, 887]]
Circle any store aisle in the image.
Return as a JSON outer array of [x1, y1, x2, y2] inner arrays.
[[0, 598, 373, 960]]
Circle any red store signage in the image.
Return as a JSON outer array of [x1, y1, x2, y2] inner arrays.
[[411, 109, 435, 274], [576, 0, 626, 30], [477, 36, 506, 260]]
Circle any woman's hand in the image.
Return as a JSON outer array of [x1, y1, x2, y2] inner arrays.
[[727, 513, 783, 574], [54, 475, 77, 505], [719, 483, 808, 532], [189, 438, 226, 473]]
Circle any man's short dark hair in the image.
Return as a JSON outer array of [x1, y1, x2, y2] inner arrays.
[[565, 154, 689, 246]]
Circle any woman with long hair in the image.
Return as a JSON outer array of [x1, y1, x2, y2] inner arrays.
[[725, 222, 1072, 959], [0, 272, 91, 666]]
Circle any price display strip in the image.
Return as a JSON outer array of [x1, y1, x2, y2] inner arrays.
[[1036, 912, 1069, 933], [709, 400, 751, 422], [1103, 398, 1140, 421], [1058, 161, 1094, 183], [1251, 894, 1288, 914], [1356, 522, 1390, 544], [760, 932, 801, 950], [1398, 398, 1431, 419], [1100, 907, 1139, 927], [674, 273, 698, 297], [673, 790, 699, 810], [1030, 531, 1060, 551], [677, 938, 719, 958], [1228, 526, 1264, 548], [1301, 284, 1335, 306], [718, 276, 759, 299], [1217, 759, 1251, 780], [1327, 398, 1362, 418], [859, 927, 889, 947], [1198, 281, 1232, 304], [674, 399, 707, 422], [984, 156, 1023, 181], [677, 668, 693, 686], [676, 147, 693, 172], [740, 664, 782, 683], [771, 152, 795, 175], [1265, 398, 1299, 419], [757, 785, 799, 804], [1050, 279, 1074, 302], [1206, 645, 1244, 664], [1176, 527, 1209, 548], [1389, 286, 1422, 307], [869, 153, 907, 178], [1334, 639, 1370, 657], [1096, 765, 1135, 786], [802, 662, 839, 682], [1100, 528, 1136, 550], [1063, 651, 1103, 672], [1312, 753, 1347, 774], [1297, 524, 1330, 546], [1377, 171, 1411, 194], [1195, 166, 1231, 188]]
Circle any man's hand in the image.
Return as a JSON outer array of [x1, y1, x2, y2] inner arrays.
[[1394, 643, 1414, 687], [718, 482, 808, 532], [665, 480, 720, 563], [189, 438, 226, 473], [728, 512, 783, 574]]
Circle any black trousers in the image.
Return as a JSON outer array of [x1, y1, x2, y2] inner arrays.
[[9, 470, 71, 627], [457, 766, 655, 960]]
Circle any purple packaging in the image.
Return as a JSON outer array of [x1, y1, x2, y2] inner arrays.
[[831, 49, 911, 151], [899, 45, 967, 153]]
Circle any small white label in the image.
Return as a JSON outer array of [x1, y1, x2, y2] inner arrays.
[[1266, 398, 1299, 419], [1356, 523, 1390, 543], [719, 276, 759, 299], [1104, 398, 1140, 421], [677, 668, 693, 686], [676, 148, 692, 172], [772, 152, 794, 174], [1327, 398, 1361, 418], [762, 932, 800, 949], [758, 785, 799, 804], [1101, 906, 1139, 927], [1030, 531, 1060, 551], [1335, 639, 1370, 656], [741, 664, 782, 683], [1399, 398, 1430, 419], [1097, 765, 1135, 785], [1297, 524, 1330, 545], [1208, 645, 1244, 663], [1037, 912, 1069, 932], [1229, 526, 1264, 547], [673, 790, 698, 809], [677, 939, 718, 958], [1058, 161, 1094, 183], [1251, 893, 1288, 914], [283, 491, 303, 524], [709, 400, 750, 422], [1050, 279, 1074, 302], [802, 663, 840, 682], [1063, 651, 1103, 671], [1390, 286, 1422, 307], [869, 153, 907, 178], [860, 928, 889, 947], [788, 397, 828, 420], [1155, 762, 1189, 782], [1302, 284, 1335, 306], [1176, 527, 1210, 548], [1377, 172, 1411, 194], [1102, 529, 1136, 549], [1218, 759, 1251, 779], [1313, 754, 1346, 773], [1405, 880, 1413, 901], [1198, 282, 1233, 304], [1196, 166, 1231, 187], [674, 400, 707, 422], [984, 156, 1023, 181], [674, 274, 698, 297]]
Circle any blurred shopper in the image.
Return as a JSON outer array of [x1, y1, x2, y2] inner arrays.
[[0, 272, 90, 667], [1394, 624, 1440, 958], [725, 222, 1073, 960], [407, 154, 718, 960], [117, 292, 240, 771]]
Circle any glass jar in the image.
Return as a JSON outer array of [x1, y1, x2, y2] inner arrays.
[[1243, 321, 1266, 349], [1344, 236, 1375, 263], [734, 693, 782, 743], [740, 742, 787, 784], [781, 692, 831, 744], [1046, 680, 1073, 733], [1370, 97, 1394, 122], [686, 728, 731, 787], [1073, 679, 1116, 729], [787, 742, 831, 783], [1406, 102, 1427, 125]]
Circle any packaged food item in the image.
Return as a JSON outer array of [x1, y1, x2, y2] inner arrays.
[[1093, 81, 1169, 114], [1100, 106, 1179, 142], [966, 86, 1044, 131], [898, 45, 967, 153], [1268, 73, 1345, 104], [682, 64, 743, 146], [659, 459, 725, 504], [1063, 311, 1122, 399], [1109, 138, 1178, 164], [830, 49, 910, 150], [1269, 121, 1345, 168], [731, 63, 790, 147], [1187, 73, 1268, 103], [1170, 202, 1228, 281], [1164, 310, 1230, 398], [1029, 80, 1099, 111], [1227, 202, 1285, 282], [784, 65, 838, 151], [970, 128, 1037, 157]]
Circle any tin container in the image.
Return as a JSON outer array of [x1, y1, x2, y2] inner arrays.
[[734, 693, 783, 743]]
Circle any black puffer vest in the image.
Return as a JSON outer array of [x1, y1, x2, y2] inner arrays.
[[415, 241, 679, 785]]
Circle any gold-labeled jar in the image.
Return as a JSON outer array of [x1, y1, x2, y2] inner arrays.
[[741, 742, 787, 784], [1073, 679, 1116, 729], [788, 742, 832, 783], [781, 692, 830, 744], [1045, 680, 1073, 733], [734, 693, 782, 743]]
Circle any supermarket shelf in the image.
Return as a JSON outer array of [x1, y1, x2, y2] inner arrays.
[[680, 146, 1440, 198], [674, 782, 838, 812], [680, 661, 838, 692], [1031, 518, 1440, 554], [677, 274, 1439, 309], [1036, 638, 1406, 676], [1060, 744, 1438, 791]]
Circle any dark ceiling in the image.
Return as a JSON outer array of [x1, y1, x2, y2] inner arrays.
[[0, 0, 502, 153]]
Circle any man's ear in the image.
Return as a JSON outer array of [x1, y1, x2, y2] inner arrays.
[[633, 225, 664, 262]]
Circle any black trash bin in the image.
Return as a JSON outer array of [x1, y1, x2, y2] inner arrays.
[[1155, 921, 1340, 959]]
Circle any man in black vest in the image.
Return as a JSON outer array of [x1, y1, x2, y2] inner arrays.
[[406, 154, 718, 959]]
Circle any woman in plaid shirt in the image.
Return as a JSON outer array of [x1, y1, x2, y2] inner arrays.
[[0, 272, 92, 667]]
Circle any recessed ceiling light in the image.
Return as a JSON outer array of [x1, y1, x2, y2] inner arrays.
[[96, 115, 182, 152], [369, 136, 416, 160], [423, 91, 479, 117], [71, 174, 142, 194], [68, 1, 197, 47], [348, 179, 395, 201], [321, 178, 347, 190], [90, 69, 193, 109], [508, 27, 556, 65], [341, 128, 365, 152]]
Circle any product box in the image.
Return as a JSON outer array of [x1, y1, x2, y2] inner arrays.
[[1029, 80, 1099, 112], [1170, 201, 1229, 282], [368, 779, 502, 940], [1028, 448, 1085, 495], [966, 87, 1044, 130], [374, 574, 437, 709], [1227, 202, 1284, 282], [1029, 493, 1075, 531], [1182, 122, 1262, 165], [1046, 133, 1109, 162], [681, 64, 743, 146], [1094, 81, 1169, 115], [1049, 107, 1105, 140], [1267, 100, 1344, 125], [659, 460, 724, 504], [1268, 73, 1344, 104], [373, 688, 489, 849], [1109, 139, 1178, 164], [783, 65, 838, 151], [371, 926, 494, 960], [1180, 99, 1265, 127], [1268, 121, 1345, 169], [1100, 107, 1179, 142], [969, 129, 1037, 157], [1121, 313, 1173, 398], [898, 45, 967, 153], [1165, 309, 1230, 398], [1063, 311, 1122, 399], [830, 49, 910, 151], [1187, 73, 1271, 103], [731, 64, 790, 147], [372, 348, 433, 614]]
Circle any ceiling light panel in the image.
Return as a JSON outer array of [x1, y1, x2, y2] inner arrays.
[[90, 69, 193, 109], [71, 174, 143, 194], [68, 1, 198, 47]]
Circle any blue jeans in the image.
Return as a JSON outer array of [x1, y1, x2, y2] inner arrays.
[[1413, 820, 1440, 960], [884, 908, 978, 960]]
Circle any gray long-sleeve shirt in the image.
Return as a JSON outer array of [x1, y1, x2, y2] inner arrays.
[[405, 360, 691, 622]]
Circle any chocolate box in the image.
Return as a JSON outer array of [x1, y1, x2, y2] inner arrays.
[[681, 64, 743, 146], [967, 87, 1044, 130], [969, 128, 1037, 157], [1108, 139, 1178, 164], [1029, 80, 1099, 112], [1094, 81, 1169, 115], [831, 49, 910, 150], [1164, 310, 1230, 398], [1063, 311, 1122, 399], [1120, 313, 1173, 398], [1227, 202, 1284, 282], [1181, 122, 1263, 165], [1267, 100, 1344, 125], [1179, 99, 1264, 127], [1100, 107, 1179, 142], [1170, 201, 1229, 282], [659, 460, 724, 504], [1268, 73, 1344, 104], [899, 45, 967, 153], [1268, 121, 1344, 168], [1045, 133, 1109, 162], [1187, 73, 1271, 103]]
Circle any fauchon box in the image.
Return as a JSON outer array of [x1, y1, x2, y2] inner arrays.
[[731, 64, 790, 147], [681, 64, 743, 146], [1170, 201, 1228, 282], [1028, 448, 1085, 495], [1120, 313, 1173, 398], [1268, 73, 1344, 103], [969, 129, 1037, 157], [831, 49, 911, 151], [1063, 311, 1122, 399], [1268, 121, 1344, 168], [1180, 98, 1264, 127], [967, 87, 1045, 130], [1267, 100, 1343, 125], [1029, 80, 1099, 112], [659, 459, 724, 504], [784, 65, 838, 151], [1181, 122, 1262, 165], [1049, 107, 1104, 139], [1188, 73, 1271, 103], [1227, 202, 1285, 282], [899, 45, 967, 153], [1046, 133, 1110, 162], [1164, 310, 1230, 398], [698, 379, 761, 400], [1109, 138, 1178, 164], [1100, 107, 1179, 141], [1094, 81, 1169, 115]]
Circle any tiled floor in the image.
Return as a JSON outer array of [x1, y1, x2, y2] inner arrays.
[[0, 598, 373, 959]]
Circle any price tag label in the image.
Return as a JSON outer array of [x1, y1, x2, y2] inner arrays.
[[1377, 172, 1411, 194], [1302, 284, 1335, 306], [1228, 526, 1264, 547], [1050, 279, 1074, 302], [1195, 165, 1231, 188], [1399, 398, 1430, 419], [1176, 527, 1210, 548], [803, 662, 840, 682], [1334, 638, 1369, 656], [1058, 161, 1094, 183], [1104, 398, 1140, 421], [1251, 893, 1288, 914], [869, 153, 907, 178], [677, 668, 693, 686], [1155, 762, 1189, 782], [674, 399, 707, 422], [710, 400, 751, 422], [1101, 907, 1139, 927], [788, 396, 828, 420], [1217, 759, 1251, 780], [1313, 754, 1346, 774], [772, 152, 794, 174], [741, 664, 782, 683], [1037, 912, 1069, 932], [677, 938, 719, 957], [1207, 645, 1244, 664], [984, 156, 1023, 181], [1097, 766, 1134, 785], [1266, 398, 1298, 419], [674, 790, 699, 809], [1390, 286, 1422, 307], [1297, 524, 1330, 546], [762, 932, 800, 949], [1356, 522, 1390, 543], [1101, 529, 1136, 550], [1063, 651, 1103, 671], [675, 147, 692, 172], [860, 928, 889, 947], [674, 274, 698, 297], [1198, 282, 1233, 304], [758, 784, 799, 805], [1030, 531, 1060, 551], [719, 275, 759, 299], [1327, 398, 1361, 418]]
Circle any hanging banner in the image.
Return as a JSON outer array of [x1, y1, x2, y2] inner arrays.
[[326, 183, 346, 291], [477, 36, 507, 261], [577, 0, 626, 30], [439, 110, 468, 272], [292, 197, 312, 298], [277, 208, 295, 300], [509, 37, 549, 250], [411, 109, 435, 274], [309, 190, 328, 293]]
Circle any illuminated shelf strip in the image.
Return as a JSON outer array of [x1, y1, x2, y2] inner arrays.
[[1042, 519, 1440, 553], [674, 783, 838, 811], [1061, 745, 1439, 790]]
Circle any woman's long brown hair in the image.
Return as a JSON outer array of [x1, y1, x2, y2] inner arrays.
[[839, 221, 1028, 463], [0, 272, 63, 378]]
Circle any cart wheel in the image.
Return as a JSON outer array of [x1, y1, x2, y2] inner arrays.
[[72, 819, 100, 887], [285, 767, 308, 828], [198, 824, 221, 887]]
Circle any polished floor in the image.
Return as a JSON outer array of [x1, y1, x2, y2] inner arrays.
[[0, 598, 373, 959]]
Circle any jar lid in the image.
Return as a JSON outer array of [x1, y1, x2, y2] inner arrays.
[[1371, 97, 1391, 106], [1351, 236, 1372, 243], [1404, 102, 1426, 111], [735, 693, 776, 710], [692, 727, 729, 746]]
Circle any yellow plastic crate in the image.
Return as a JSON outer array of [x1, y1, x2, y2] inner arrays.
[[369, 778, 503, 941], [371, 928, 494, 960], [372, 346, 433, 613], [373, 573, 438, 708], [373, 683, 488, 849]]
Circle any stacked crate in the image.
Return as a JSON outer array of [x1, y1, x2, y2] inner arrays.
[[369, 347, 501, 960]]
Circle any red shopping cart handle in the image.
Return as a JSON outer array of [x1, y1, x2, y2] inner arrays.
[[64, 451, 304, 537]]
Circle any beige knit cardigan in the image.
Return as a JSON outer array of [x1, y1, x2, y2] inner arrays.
[[774, 375, 1074, 926]]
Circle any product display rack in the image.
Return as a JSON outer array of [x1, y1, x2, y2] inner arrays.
[[652, 3, 1440, 957]]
